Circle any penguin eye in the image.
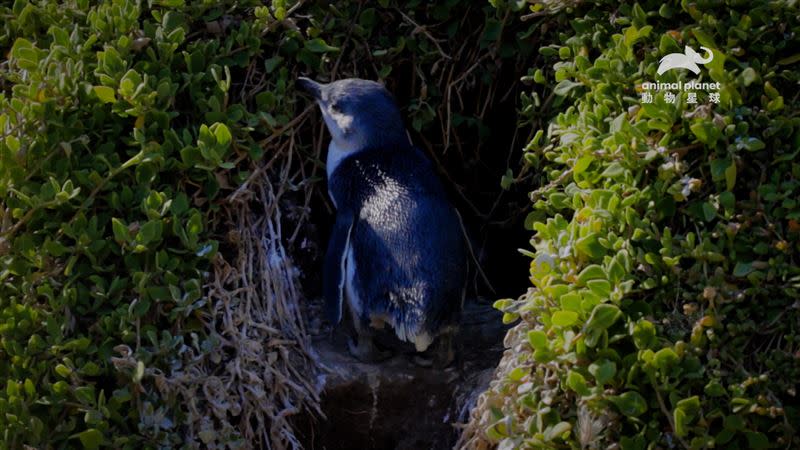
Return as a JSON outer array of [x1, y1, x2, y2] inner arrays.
[[330, 102, 342, 113]]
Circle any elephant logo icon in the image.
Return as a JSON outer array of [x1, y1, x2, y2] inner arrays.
[[657, 46, 714, 75]]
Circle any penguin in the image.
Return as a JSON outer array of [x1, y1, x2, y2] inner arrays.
[[297, 77, 468, 366]]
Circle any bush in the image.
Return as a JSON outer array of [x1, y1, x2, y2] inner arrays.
[[1, 1, 528, 448], [469, 0, 800, 448], [0, 1, 310, 447]]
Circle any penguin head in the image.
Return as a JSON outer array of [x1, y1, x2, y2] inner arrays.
[[297, 77, 411, 153]]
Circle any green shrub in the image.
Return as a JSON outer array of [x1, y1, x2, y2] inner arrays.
[[1, 1, 525, 448], [0, 1, 305, 447], [479, 0, 800, 448]]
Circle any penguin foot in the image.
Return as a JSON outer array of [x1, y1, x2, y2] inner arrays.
[[412, 354, 434, 367], [347, 334, 392, 363], [412, 333, 455, 369]]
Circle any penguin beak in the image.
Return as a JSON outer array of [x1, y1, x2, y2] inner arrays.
[[297, 77, 323, 100]]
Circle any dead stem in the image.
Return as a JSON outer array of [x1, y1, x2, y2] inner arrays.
[[165, 120, 322, 448]]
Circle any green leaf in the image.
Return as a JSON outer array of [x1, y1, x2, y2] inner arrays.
[[543, 421, 572, 442], [600, 162, 625, 178], [5, 135, 20, 153], [55, 364, 72, 378], [575, 233, 604, 259], [676, 396, 701, 418], [11, 38, 40, 70], [551, 310, 579, 327], [589, 360, 616, 385], [710, 158, 729, 179], [198, 429, 216, 444], [577, 265, 606, 285], [584, 304, 621, 332], [75, 386, 95, 405], [77, 429, 104, 450], [80, 361, 102, 376], [24, 378, 35, 397], [112, 218, 129, 243], [736, 136, 765, 152], [508, 367, 527, 381], [548, 192, 569, 209], [724, 415, 745, 430], [566, 370, 590, 396], [652, 347, 680, 371], [212, 122, 232, 148], [305, 38, 340, 53], [63, 337, 90, 351], [559, 292, 581, 312], [701, 202, 716, 222], [553, 80, 582, 96], [587, 279, 611, 298], [134, 361, 145, 383], [740, 67, 758, 86], [719, 191, 735, 211], [716, 428, 735, 445], [533, 69, 545, 84], [724, 161, 736, 191], [777, 53, 800, 65], [493, 298, 512, 310], [674, 407, 689, 437], [767, 96, 784, 111], [733, 261, 754, 277], [502, 312, 519, 324], [704, 380, 726, 397], [745, 432, 769, 449], [119, 69, 143, 98], [623, 25, 639, 46], [610, 391, 648, 417], [137, 220, 163, 245], [690, 121, 720, 146], [482, 18, 502, 42], [620, 434, 647, 450], [500, 169, 514, 190], [533, 348, 554, 363], [359, 8, 377, 29], [574, 155, 594, 174], [52, 381, 69, 395], [93, 86, 116, 103], [264, 56, 284, 73], [527, 330, 547, 350], [632, 319, 656, 349]]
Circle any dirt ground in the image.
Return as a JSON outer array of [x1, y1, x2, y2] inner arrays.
[[294, 300, 508, 450]]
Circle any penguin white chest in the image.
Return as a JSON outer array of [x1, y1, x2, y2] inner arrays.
[[326, 140, 350, 181], [343, 244, 362, 319], [327, 140, 356, 209]]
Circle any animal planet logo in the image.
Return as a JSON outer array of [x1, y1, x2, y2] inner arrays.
[[640, 45, 720, 105], [657, 46, 714, 75]]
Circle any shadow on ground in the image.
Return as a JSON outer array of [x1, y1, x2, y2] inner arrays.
[[295, 300, 508, 450]]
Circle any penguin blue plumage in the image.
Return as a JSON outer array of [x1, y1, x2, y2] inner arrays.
[[298, 77, 467, 365]]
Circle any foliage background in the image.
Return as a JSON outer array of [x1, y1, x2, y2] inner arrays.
[[0, 0, 530, 448], [2, 0, 799, 449], [465, 0, 800, 449]]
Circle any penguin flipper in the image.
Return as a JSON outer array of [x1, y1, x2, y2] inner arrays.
[[323, 212, 354, 324]]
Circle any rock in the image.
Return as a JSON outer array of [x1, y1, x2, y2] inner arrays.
[[296, 301, 507, 449]]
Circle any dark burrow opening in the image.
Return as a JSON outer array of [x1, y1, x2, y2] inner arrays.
[[287, 12, 536, 450]]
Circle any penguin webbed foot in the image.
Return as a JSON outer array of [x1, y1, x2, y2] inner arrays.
[[412, 332, 455, 369], [347, 333, 392, 363]]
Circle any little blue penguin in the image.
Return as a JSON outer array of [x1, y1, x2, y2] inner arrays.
[[297, 77, 467, 366]]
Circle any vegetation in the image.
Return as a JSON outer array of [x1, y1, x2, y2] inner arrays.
[[0, 1, 319, 448], [2, 0, 798, 449], [472, 0, 800, 448], [0, 0, 524, 448]]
